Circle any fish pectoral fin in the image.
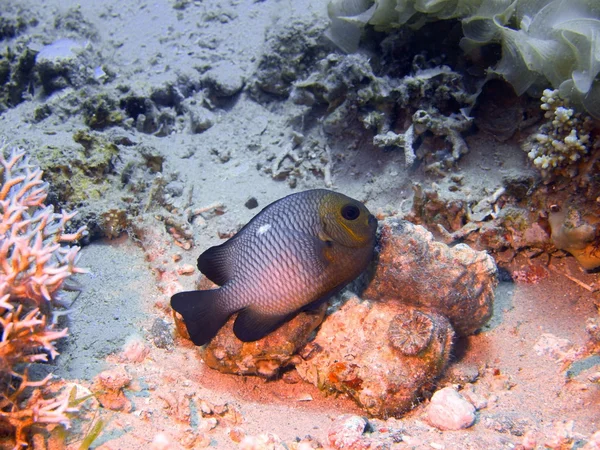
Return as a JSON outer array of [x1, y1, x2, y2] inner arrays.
[[233, 308, 292, 342], [197, 239, 238, 286]]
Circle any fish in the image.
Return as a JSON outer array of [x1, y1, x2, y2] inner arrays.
[[170, 189, 378, 346]]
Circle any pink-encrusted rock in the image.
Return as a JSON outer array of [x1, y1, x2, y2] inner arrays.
[[199, 304, 326, 379], [364, 219, 497, 336], [426, 387, 476, 430], [327, 415, 388, 450], [327, 415, 367, 449], [296, 296, 454, 418], [93, 367, 132, 412]]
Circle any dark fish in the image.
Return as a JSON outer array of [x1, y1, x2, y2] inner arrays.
[[171, 189, 378, 345]]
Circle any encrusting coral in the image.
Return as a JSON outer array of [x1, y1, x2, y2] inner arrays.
[[0, 145, 87, 448]]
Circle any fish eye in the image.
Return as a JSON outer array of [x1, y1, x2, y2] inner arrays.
[[341, 204, 360, 221]]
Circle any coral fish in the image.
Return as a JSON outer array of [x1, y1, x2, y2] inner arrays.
[[171, 189, 378, 345]]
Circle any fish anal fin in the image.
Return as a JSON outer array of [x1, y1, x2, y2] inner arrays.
[[197, 240, 237, 286], [233, 308, 291, 342]]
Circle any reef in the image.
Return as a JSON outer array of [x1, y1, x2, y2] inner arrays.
[[327, 0, 600, 118], [293, 51, 478, 168]]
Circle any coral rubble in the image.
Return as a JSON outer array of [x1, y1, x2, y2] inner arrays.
[[294, 53, 477, 168], [0, 145, 86, 447]]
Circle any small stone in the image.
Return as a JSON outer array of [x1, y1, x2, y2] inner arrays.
[[198, 417, 218, 432], [119, 336, 150, 363], [93, 367, 133, 412], [96, 367, 131, 391], [177, 264, 196, 275], [204, 61, 245, 97], [460, 384, 488, 410], [151, 433, 173, 450], [239, 433, 285, 450], [426, 387, 476, 431], [229, 427, 246, 443], [328, 415, 367, 449], [151, 318, 174, 349], [198, 399, 214, 415], [245, 197, 259, 209], [189, 106, 215, 133]]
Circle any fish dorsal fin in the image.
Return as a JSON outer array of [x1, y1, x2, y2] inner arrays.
[[197, 238, 238, 286], [233, 308, 292, 342]]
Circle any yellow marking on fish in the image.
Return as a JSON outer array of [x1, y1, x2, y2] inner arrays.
[[338, 219, 363, 243]]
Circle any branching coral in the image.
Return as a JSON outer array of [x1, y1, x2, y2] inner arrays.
[[0, 145, 87, 448], [524, 88, 596, 179]]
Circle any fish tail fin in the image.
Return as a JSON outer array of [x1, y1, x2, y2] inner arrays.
[[170, 289, 230, 346]]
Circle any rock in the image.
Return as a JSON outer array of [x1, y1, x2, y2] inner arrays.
[[199, 304, 326, 378], [118, 336, 150, 363], [364, 219, 497, 336], [426, 387, 476, 431], [460, 383, 488, 410], [251, 19, 329, 99], [203, 61, 244, 97], [482, 412, 532, 436], [326, 414, 391, 449], [151, 318, 174, 350], [296, 297, 454, 418], [93, 367, 133, 412], [327, 415, 367, 449], [245, 197, 259, 209], [188, 104, 215, 133], [35, 39, 91, 94]]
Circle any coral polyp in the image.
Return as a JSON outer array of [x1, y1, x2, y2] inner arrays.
[[388, 310, 435, 356]]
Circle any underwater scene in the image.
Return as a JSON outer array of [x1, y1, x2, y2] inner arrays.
[[0, 0, 599, 448]]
